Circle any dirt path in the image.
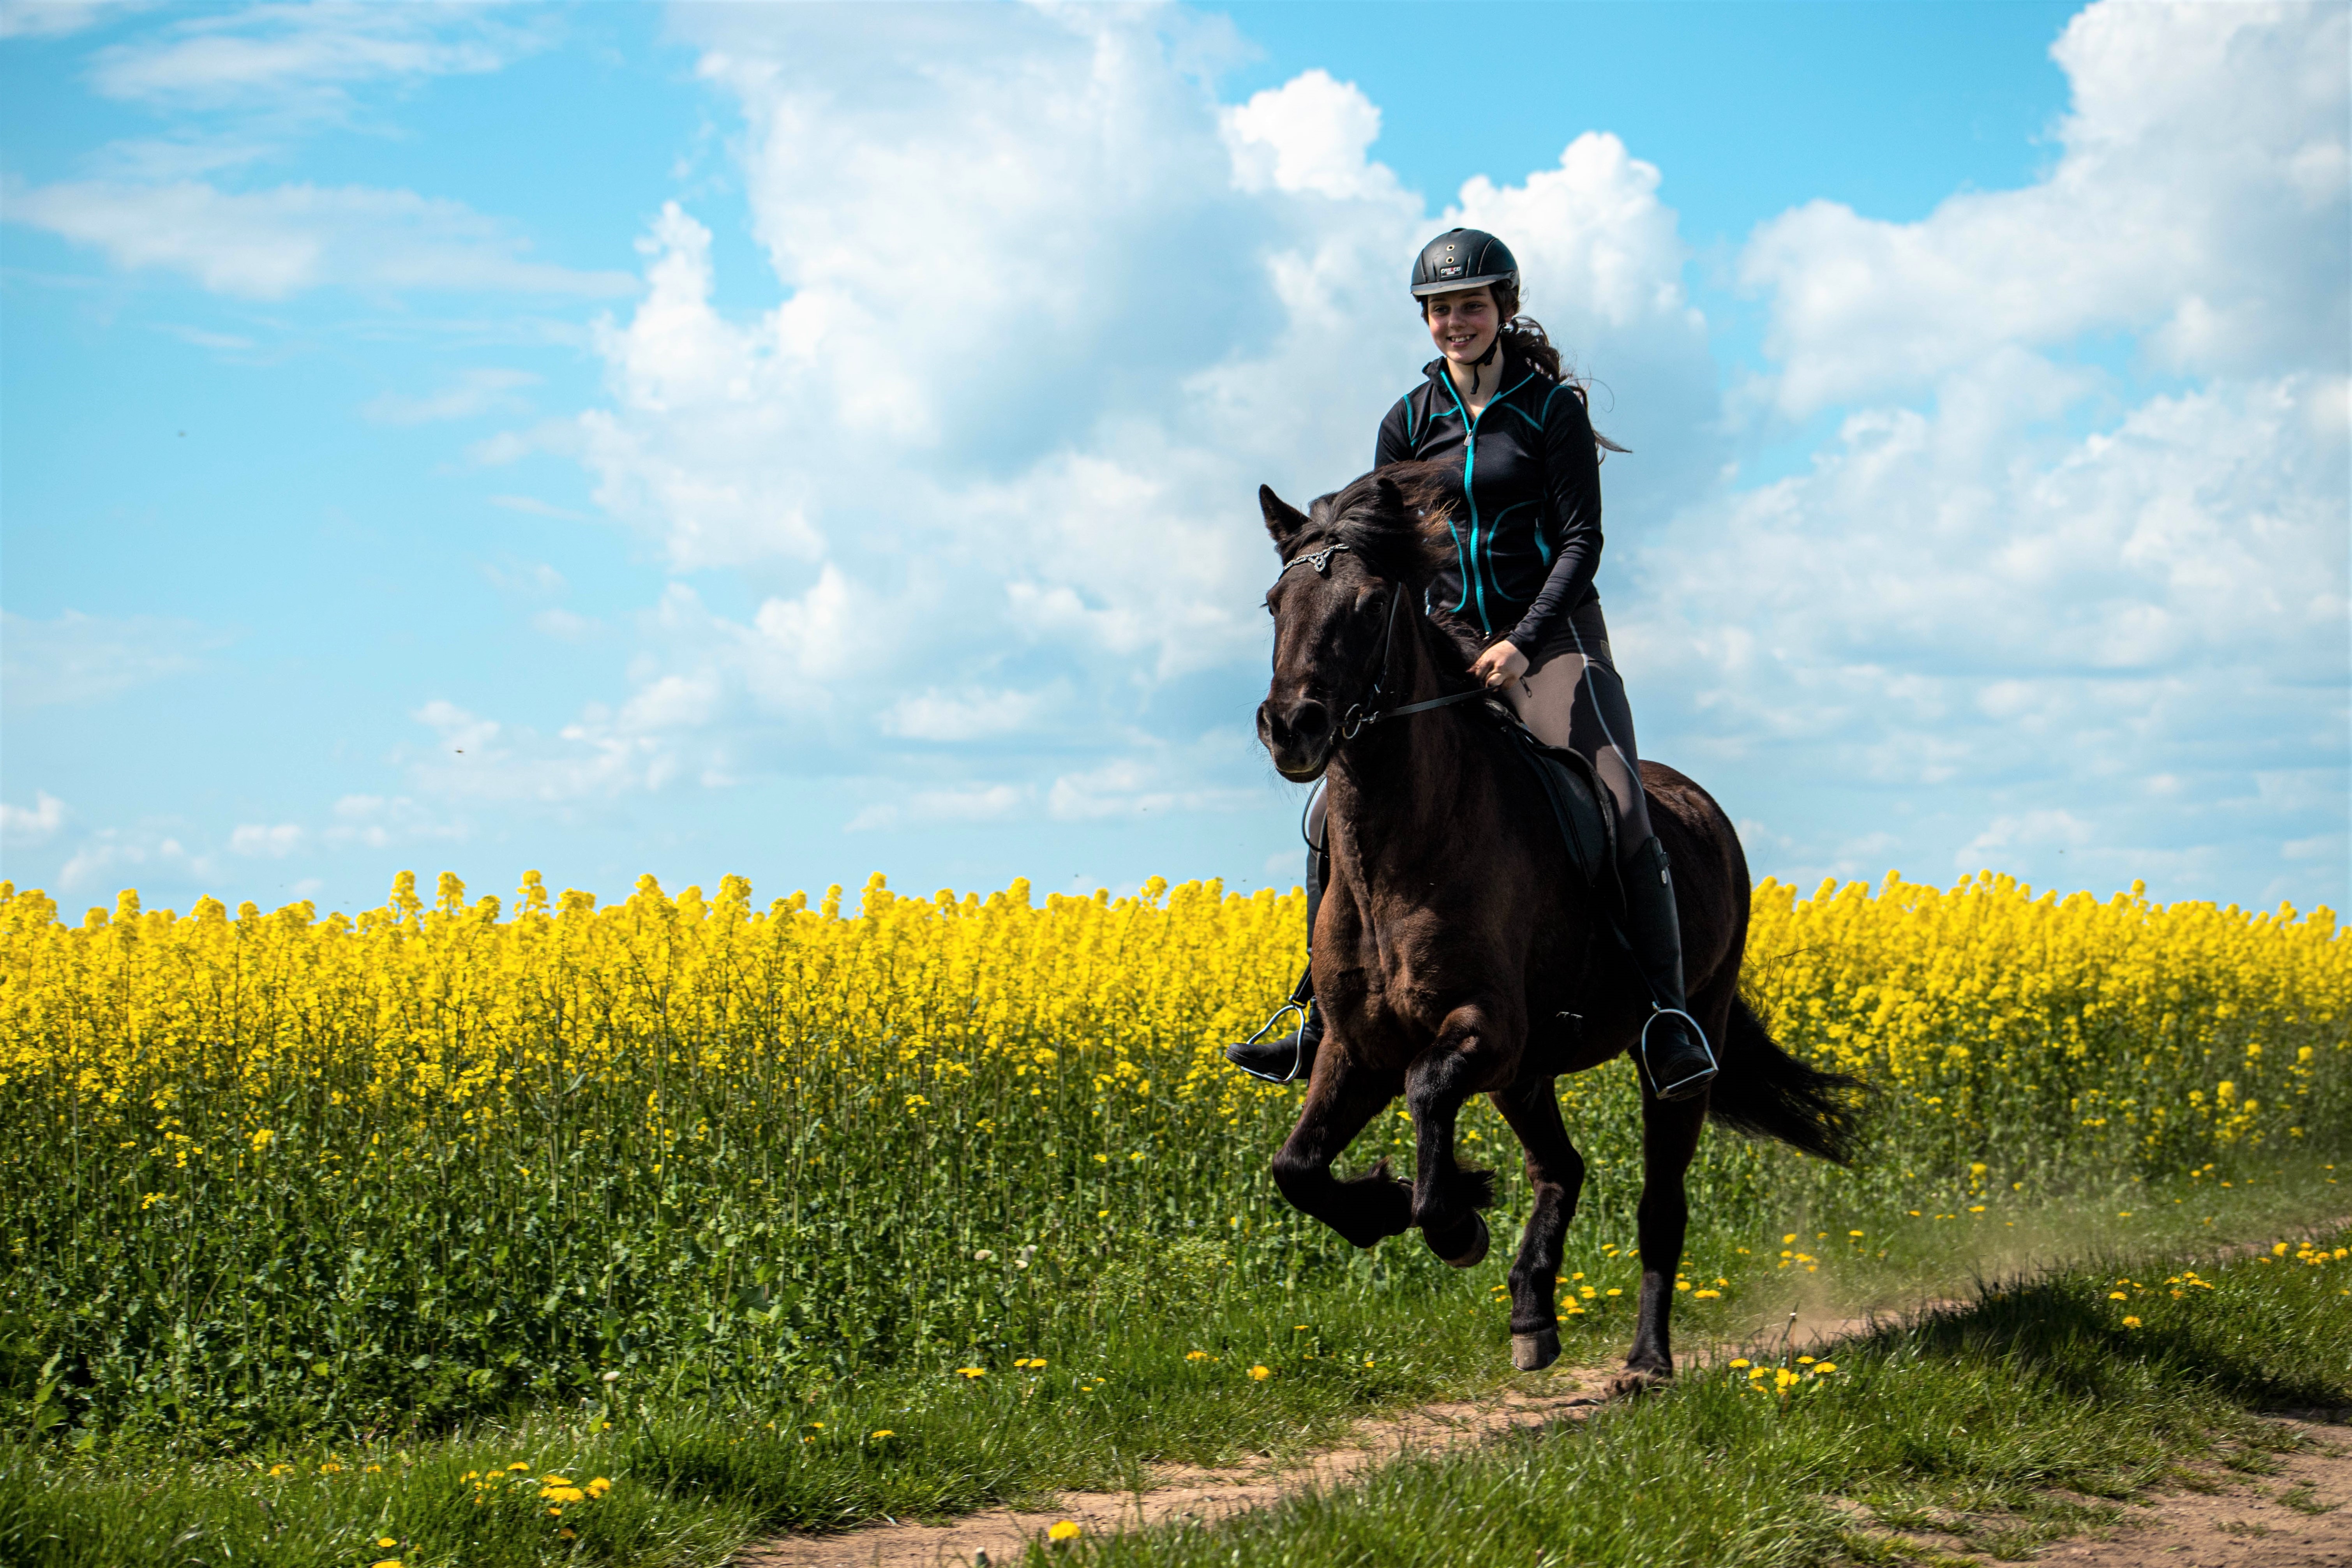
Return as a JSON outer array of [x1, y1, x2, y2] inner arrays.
[[738, 1220, 2352, 1567], [735, 1370, 1610, 1567]]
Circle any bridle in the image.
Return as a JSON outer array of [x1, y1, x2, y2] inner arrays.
[[1273, 542, 1486, 742]]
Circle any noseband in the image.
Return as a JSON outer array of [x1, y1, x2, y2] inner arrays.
[[1274, 542, 1485, 741]]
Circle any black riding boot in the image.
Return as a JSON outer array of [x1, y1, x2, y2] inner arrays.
[[1225, 977, 1323, 1083], [1228, 799, 1329, 1083], [1621, 836, 1718, 1101]]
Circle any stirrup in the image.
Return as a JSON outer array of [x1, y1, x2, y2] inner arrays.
[[1229, 1000, 1311, 1084], [1639, 1006, 1717, 1101]]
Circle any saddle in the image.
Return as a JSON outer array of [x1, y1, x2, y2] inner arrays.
[[1491, 706, 1618, 898]]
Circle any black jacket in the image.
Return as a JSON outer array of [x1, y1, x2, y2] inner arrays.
[[1374, 353, 1604, 653]]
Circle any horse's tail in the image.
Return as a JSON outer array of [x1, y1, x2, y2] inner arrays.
[[1705, 995, 1863, 1165]]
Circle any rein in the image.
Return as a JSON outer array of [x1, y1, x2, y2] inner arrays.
[[1275, 542, 1486, 743]]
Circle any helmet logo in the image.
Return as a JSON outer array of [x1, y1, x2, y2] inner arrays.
[[1438, 262, 1463, 279]]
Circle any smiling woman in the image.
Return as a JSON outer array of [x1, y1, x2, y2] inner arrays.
[[1230, 228, 1712, 1103]]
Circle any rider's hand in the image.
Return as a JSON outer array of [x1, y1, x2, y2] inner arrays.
[[1470, 640, 1530, 691]]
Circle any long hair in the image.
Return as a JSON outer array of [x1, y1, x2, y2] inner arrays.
[[1427, 279, 1630, 455]]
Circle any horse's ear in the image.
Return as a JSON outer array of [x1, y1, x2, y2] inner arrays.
[[1260, 485, 1308, 550], [1373, 474, 1403, 516]]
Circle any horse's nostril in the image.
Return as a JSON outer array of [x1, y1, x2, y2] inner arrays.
[[1290, 700, 1330, 745]]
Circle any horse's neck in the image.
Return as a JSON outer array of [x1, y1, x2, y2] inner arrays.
[[1326, 607, 1479, 886]]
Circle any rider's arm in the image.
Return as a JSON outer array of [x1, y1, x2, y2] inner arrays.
[[1503, 383, 1604, 658], [1374, 396, 1414, 468]]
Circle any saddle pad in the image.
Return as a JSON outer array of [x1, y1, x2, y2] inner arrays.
[[1502, 720, 1617, 891]]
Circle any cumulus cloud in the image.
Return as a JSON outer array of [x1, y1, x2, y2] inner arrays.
[[1628, 0, 2347, 907], [473, 5, 1709, 838], [4, 178, 636, 298], [1, 792, 69, 847], [1741, 0, 2348, 418]]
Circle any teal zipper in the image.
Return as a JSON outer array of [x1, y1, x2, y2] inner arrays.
[[1438, 370, 1538, 636]]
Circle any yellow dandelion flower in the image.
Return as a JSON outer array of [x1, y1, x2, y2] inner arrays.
[[1048, 1521, 1084, 1542]]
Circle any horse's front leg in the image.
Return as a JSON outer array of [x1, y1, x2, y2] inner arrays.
[[1270, 1050, 1411, 1249], [1626, 1089, 1708, 1378], [1490, 1076, 1586, 1371], [1404, 1002, 1510, 1268]]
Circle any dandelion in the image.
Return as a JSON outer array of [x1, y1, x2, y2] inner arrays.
[[1694, 1289, 1721, 1299], [1248, 1365, 1272, 1380], [871, 1430, 895, 1439], [956, 1367, 986, 1379], [1186, 1350, 1212, 1362], [377, 1539, 398, 1549], [2108, 1291, 2129, 1300], [1048, 1521, 1084, 1542], [1728, 1358, 1751, 1369], [1812, 1362, 1837, 1375], [2121, 1316, 2142, 1328]]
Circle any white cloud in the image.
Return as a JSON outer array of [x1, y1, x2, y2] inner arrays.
[[321, 793, 461, 850], [229, 822, 303, 857], [1741, 0, 2348, 418], [1221, 68, 1397, 201], [56, 829, 215, 894], [1, 792, 68, 846], [847, 783, 1029, 833], [364, 367, 538, 425], [4, 179, 636, 298], [0, 0, 150, 41], [1, 609, 229, 706], [86, 2, 546, 112], [882, 687, 1054, 743], [487, 7, 1709, 840]]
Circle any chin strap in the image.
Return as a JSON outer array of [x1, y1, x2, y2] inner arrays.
[[1467, 333, 1502, 395]]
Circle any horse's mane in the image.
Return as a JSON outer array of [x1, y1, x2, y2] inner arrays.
[[1299, 462, 1457, 585], [1300, 461, 1485, 663]]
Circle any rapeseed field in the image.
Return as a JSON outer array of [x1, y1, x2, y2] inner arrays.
[[0, 869, 2342, 1449]]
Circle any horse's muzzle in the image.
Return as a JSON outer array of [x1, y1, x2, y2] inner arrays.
[[1258, 695, 1334, 781]]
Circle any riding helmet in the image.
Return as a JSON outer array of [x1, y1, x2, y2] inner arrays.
[[1410, 228, 1519, 299]]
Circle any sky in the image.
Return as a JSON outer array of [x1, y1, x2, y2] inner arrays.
[[1, 0, 2345, 921]]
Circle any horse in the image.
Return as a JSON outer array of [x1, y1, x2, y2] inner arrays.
[[1253, 465, 1858, 1379]]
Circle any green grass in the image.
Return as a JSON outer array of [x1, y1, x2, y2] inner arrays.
[[5, 1183, 2347, 1567], [1065, 1223, 2352, 1568]]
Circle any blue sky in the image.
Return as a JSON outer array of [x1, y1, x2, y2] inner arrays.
[[2, 0, 2345, 920]]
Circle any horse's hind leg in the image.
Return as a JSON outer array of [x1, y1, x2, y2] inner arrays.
[[1491, 1078, 1586, 1371], [1404, 1003, 1509, 1268], [1626, 1089, 1708, 1378], [1270, 1053, 1412, 1249]]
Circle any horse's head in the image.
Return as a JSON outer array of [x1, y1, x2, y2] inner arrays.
[[1256, 464, 1457, 782]]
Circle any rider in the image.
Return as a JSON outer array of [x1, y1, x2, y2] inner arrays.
[[1226, 227, 1718, 1102]]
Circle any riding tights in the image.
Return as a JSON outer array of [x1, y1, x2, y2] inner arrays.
[[1496, 601, 1656, 859]]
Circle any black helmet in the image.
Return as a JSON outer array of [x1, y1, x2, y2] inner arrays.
[[1410, 228, 1518, 299]]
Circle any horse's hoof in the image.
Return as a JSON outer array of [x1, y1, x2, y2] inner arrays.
[[1511, 1329, 1561, 1372], [1428, 1213, 1489, 1268], [1604, 1365, 1671, 1399]]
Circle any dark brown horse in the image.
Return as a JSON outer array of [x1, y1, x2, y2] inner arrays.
[[1254, 466, 1856, 1378]]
